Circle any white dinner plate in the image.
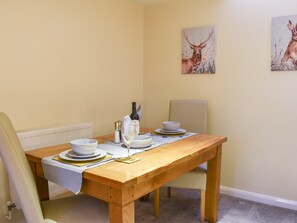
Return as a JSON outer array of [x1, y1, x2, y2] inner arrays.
[[155, 128, 186, 135], [59, 149, 107, 162], [67, 150, 100, 159], [160, 128, 182, 133]]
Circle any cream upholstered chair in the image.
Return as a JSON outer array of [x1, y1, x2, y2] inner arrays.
[[0, 112, 109, 223], [154, 100, 208, 223]]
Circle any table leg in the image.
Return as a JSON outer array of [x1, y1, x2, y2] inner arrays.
[[154, 188, 160, 217], [205, 145, 222, 223], [36, 176, 49, 201], [28, 161, 49, 201], [109, 202, 134, 223]]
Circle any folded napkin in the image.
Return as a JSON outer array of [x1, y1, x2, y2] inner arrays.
[[42, 154, 113, 194]]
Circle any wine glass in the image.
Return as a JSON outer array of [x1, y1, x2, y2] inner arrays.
[[122, 119, 139, 159]]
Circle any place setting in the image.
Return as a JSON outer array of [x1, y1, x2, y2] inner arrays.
[[149, 121, 196, 145], [154, 121, 187, 135], [54, 138, 113, 167]]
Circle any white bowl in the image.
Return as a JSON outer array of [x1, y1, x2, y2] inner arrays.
[[162, 121, 181, 131], [131, 135, 152, 148], [70, 139, 98, 155]]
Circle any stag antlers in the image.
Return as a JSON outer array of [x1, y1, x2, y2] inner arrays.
[[282, 20, 297, 66], [184, 29, 214, 50], [288, 20, 297, 41]]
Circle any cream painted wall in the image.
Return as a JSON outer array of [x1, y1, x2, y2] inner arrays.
[[0, 0, 143, 219], [143, 0, 297, 201], [0, 0, 143, 136]]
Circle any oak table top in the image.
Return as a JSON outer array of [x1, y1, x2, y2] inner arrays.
[[26, 128, 227, 223]]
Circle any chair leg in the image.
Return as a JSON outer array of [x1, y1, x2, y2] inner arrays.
[[154, 188, 160, 217], [200, 190, 205, 223], [167, 187, 171, 198]]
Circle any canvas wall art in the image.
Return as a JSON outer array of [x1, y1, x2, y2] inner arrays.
[[182, 25, 216, 74], [271, 14, 297, 71]]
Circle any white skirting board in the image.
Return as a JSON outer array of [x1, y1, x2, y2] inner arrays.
[[220, 186, 297, 211]]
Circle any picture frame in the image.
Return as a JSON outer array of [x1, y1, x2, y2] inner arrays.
[[271, 14, 297, 71], [182, 25, 216, 74]]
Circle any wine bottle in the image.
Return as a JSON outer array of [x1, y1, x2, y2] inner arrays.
[[130, 102, 140, 135], [130, 102, 139, 121]]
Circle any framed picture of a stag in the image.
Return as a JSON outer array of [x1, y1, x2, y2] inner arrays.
[[271, 14, 297, 71], [182, 25, 216, 74]]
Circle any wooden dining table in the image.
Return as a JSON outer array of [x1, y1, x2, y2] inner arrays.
[[25, 128, 227, 223]]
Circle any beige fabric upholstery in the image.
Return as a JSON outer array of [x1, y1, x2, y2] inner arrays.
[[154, 100, 208, 222], [0, 112, 108, 223], [164, 167, 206, 190], [11, 194, 108, 223], [169, 99, 208, 134]]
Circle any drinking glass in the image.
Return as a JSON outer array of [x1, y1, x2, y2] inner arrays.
[[122, 119, 139, 158]]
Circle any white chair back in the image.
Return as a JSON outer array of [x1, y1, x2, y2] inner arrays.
[[169, 100, 208, 134], [0, 112, 45, 223]]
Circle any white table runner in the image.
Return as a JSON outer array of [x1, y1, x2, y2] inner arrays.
[[41, 132, 196, 194], [42, 155, 113, 194]]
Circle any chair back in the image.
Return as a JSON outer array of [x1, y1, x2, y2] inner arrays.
[[0, 113, 44, 223], [169, 100, 208, 134]]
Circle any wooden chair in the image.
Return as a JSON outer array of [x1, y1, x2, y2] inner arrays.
[[154, 100, 208, 223], [0, 112, 109, 223]]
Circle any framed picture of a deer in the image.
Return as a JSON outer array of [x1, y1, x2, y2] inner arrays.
[[182, 25, 216, 74], [271, 14, 297, 71]]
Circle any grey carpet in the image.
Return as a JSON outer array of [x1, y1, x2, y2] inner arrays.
[[135, 187, 297, 223]]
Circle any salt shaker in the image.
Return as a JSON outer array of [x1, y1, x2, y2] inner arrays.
[[114, 121, 121, 144]]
